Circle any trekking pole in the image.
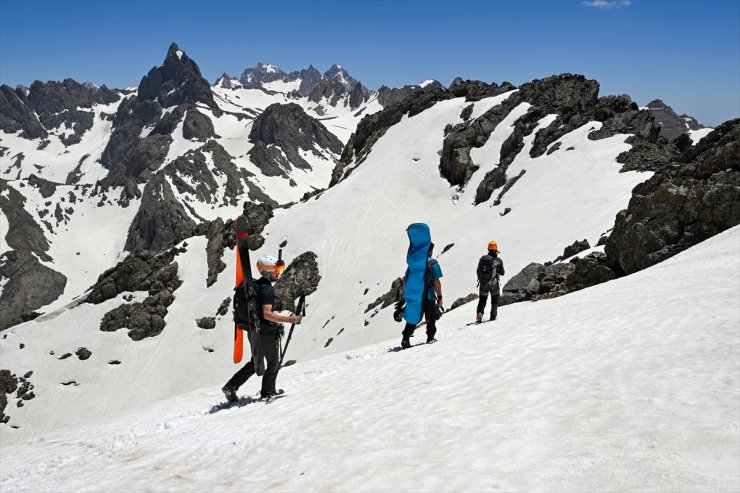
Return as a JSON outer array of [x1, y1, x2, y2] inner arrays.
[[278, 294, 306, 370]]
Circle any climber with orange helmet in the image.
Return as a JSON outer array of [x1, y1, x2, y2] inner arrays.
[[475, 241, 505, 324]]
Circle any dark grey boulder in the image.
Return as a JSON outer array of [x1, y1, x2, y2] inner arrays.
[[75, 347, 92, 360], [196, 317, 216, 329]]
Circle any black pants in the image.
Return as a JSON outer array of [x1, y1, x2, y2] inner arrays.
[[226, 331, 281, 395], [403, 299, 437, 340], [477, 287, 499, 320]]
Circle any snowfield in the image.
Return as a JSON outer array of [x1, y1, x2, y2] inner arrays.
[[1, 225, 738, 493]]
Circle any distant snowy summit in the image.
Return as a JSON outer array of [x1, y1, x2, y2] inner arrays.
[[216, 62, 444, 110]]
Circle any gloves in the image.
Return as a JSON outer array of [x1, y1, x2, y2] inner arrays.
[[393, 300, 405, 323]]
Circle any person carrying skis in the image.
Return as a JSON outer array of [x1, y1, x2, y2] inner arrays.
[[222, 255, 301, 402], [400, 243, 443, 348], [476, 241, 505, 324]]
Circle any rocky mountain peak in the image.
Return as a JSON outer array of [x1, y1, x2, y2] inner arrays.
[[323, 64, 359, 91], [645, 98, 705, 139], [136, 42, 217, 110]]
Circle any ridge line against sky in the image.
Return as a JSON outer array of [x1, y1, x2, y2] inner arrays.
[[0, 0, 738, 125]]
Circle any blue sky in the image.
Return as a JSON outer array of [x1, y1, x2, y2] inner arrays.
[[0, 0, 738, 125]]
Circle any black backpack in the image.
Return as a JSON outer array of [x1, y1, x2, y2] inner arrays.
[[233, 280, 256, 326], [478, 255, 500, 287]]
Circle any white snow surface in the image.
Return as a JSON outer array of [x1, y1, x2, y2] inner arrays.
[[1, 226, 738, 492], [688, 127, 714, 144], [0, 93, 658, 448]]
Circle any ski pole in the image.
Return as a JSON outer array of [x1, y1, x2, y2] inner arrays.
[[278, 294, 306, 369]]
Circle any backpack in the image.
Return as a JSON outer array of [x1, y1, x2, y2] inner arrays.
[[478, 255, 500, 289], [424, 259, 439, 293], [233, 280, 256, 326]]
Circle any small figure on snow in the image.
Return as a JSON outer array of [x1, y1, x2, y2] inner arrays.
[[475, 241, 505, 324]]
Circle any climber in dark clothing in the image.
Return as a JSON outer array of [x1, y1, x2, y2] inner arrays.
[[476, 241, 505, 324], [222, 255, 301, 402]]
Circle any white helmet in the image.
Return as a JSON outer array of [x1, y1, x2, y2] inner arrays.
[[256, 255, 284, 278]]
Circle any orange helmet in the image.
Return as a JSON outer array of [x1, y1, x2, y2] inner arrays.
[[488, 241, 498, 252]]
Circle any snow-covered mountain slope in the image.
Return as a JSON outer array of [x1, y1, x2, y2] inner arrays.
[[2, 225, 738, 492], [212, 79, 382, 145], [1, 45, 377, 326], [0, 89, 654, 444], [259, 93, 650, 360]]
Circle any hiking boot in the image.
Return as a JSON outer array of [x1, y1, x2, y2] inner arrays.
[[222, 384, 238, 403], [401, 337, 411, 349]]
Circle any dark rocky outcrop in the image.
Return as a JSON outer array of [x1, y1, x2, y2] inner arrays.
[[0, 179, 52, 260], [0, 369, 19, 424], [377, 81, 445, 108], [0, 250, 67, 330], [555, 239, 590, 262], [449, 293, 478, 311], [0, 78, 120, 142], [0, 179, 67, 330], [138, 43, 218, 112], [75, 347, 92, 360], [365, 277, 404, 314], [439, 75, 681, 206], [605, 119, 740, 275], [124, 173, 197, 254], [196, 317, 216, 329], [248, 103, 343, 178], [646, 99, 705, 140], [205, 218, 227, 287], [273, 252, 321, 312], [96, 256, 182, 341], [86, 249, 182, 304], [0, 85, 47, 139], [499, 253, 615, 306], [101, 43, 219, 179]]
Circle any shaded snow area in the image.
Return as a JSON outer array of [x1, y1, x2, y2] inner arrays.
[[1, 227, 738, 492]]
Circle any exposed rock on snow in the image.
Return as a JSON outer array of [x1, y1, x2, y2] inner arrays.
[[606, 118, 740, 274], [377, 81, 444, 108], [86, 249, 182, 304], [273, 251, 321, 312], [646, 99, 705, 140], [0, 250, 67, 330], [248, 103, 343, 178]]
